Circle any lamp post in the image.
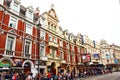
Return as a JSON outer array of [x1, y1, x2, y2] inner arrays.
[[36, 21, 41, 79]]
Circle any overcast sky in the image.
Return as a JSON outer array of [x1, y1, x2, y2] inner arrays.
[[21, 0, 120, 45]]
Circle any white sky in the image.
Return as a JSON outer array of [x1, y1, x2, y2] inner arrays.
[[21, 0, 120, 45]]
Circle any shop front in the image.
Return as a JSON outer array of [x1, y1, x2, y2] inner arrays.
[[0, 57, 14, 71], [46, 60, 61, 75], [60, 63, 67, 74]]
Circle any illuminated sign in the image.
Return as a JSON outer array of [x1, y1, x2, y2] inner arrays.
[[81, 54, 91, 62], [94, 53, 99, 59]]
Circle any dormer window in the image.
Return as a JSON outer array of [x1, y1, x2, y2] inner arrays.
[[3, 0, 11, 7], [13, 1, 18, 11], [28, 10, 32, 19], [26, 6, 34, 20], [9, 0, 20, 14]]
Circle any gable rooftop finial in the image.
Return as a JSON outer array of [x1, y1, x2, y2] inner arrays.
[[51, 3, 55, 9]]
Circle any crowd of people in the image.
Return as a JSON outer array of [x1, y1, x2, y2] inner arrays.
[[0, 68, 112, 80], [0, 70, 76, 80], [0, 71, 33, 80], [78, 68, 113, 78]]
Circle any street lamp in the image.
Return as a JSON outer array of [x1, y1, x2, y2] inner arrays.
[[36, 21, 41, 79]]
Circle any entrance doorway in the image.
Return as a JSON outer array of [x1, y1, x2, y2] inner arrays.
[[51, 62, 56, 75], [24, 62, 31, 73], [40, 68, 45, 74]]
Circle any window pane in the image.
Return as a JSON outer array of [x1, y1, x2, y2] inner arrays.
[[25, 41, 30, 54], [52, 49, 55, 58], [28, 10, 32, 19], [12, 2, 18, 12], [40, 46, 44, 56], [7, 37, 14, 50], [60, 52, 62, 60], [49, 35, 52, 41], [40, 31, 45, 40], [26, 24, 32, 35], [9, 17, 17, 29]]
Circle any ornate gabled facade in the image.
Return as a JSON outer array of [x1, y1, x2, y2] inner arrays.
[[83, 35, 103, 68], [82, 35, 101, 65], [99, 40, 120, 71]]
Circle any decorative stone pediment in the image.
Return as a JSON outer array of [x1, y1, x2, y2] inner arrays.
[[8, 29, 17, 35], [25, 35, 32, 40]]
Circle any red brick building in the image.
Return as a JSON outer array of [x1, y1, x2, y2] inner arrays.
[[0, 0, 89, 76]]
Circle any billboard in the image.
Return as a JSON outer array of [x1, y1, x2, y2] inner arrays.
[[81, 54, 91, 62], [94, 53, 99, 59]]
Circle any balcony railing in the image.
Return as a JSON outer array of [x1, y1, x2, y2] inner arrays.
[[48, 41, 58, 48], [40, 56, 48, 61], [24, 54, 31, 58], [61, 60, 66, 63], [5, 50, 14, 56]]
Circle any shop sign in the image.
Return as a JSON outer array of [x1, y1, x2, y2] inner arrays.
[[94, 53, 99, 59], [14, 59, 22, 67], [24, 63, 30, 68], [106, 53, 110, 58], [114, 59, 118, 64], [81, 54, 91, 62], [0, 62, 10, 67]]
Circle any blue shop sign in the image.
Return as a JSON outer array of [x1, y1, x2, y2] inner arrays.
[[114, 59, 118, 64], [106, 54, 110, 58], [94, 53, 99, 59]]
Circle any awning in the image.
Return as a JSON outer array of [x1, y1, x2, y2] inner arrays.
[[35, 65, 46, 68], [90, 64, 104, 67], [0, 67, 10, 71], [11, 67, 24, 70]]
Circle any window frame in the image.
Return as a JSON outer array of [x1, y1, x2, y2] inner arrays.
[[6, 36, 15, 51], [24, 40, 32, 54], [40, 45, 45, 57], [9, 16, 17, 29], [60, 51, 64, 60], [40, 30, 45, 40], [11, 1, 20, 13], [27, 10, 33, 19], [26, 23, 33, 35], [49, 35, 52, 42], [52, 48, 56, 58], [59, 39, 63, 47], [67, 52, 70, 62]]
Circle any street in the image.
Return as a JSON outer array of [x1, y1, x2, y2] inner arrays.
[[78, 72, 120, 80]]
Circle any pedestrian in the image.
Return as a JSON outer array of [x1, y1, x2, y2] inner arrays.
[[12, 72, 18, 80], [5, 72, 10, 80], [25, 72, 33, 80], [47, 71, 51, 80], [41, 73, 47, 80]]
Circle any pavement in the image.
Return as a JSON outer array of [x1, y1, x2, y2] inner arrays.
[[77, 72, 120, 80]]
